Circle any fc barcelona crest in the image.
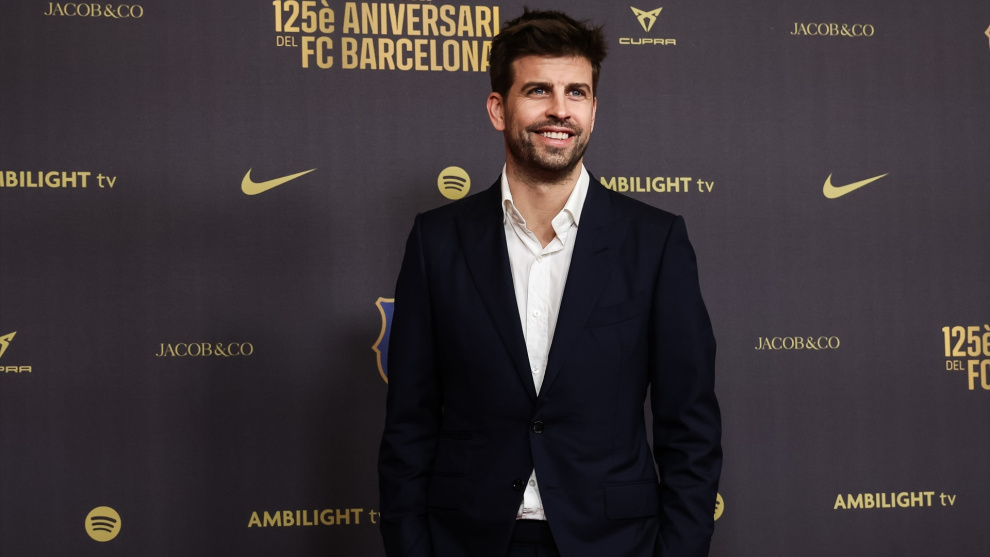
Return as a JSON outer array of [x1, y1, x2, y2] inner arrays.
[[373, 297, 394, 383]]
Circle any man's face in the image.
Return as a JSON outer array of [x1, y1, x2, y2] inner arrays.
[[488, 55, 597, 177]]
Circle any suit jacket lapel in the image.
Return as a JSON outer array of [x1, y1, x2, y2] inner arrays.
[[456, 179, 538, 402], [542, 178, 627, 396]]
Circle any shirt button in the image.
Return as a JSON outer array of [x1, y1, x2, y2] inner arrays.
[[536, 256, 543, 263], [532, 421, 544, 434], [533, 310, 541, 317], [512, 478, 524, 491], [529, 479, 536, 487]]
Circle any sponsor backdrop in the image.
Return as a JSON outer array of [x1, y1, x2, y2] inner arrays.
[[1, 0, 988, 555]]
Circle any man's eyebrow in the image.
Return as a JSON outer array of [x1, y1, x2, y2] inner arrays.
[[519, 81, 592, 91]]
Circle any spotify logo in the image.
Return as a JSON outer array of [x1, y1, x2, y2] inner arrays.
[[438, 166, 470, 200], [85, 506, 121, 542], [714, 493, 724, 521]]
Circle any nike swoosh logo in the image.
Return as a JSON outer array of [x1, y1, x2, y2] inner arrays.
[[241, 168, 315, 195], [822, 173, 888, 199]]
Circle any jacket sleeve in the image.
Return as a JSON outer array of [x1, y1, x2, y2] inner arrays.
[[378, 214, 441, 557], [649, 216, 722, 557]]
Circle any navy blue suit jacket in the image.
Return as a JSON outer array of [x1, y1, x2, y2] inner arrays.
[[379, 176, 722, 557]]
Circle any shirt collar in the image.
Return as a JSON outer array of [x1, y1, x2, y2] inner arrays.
[[500, 164, 590, 228]]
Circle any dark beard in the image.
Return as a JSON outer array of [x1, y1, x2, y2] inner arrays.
[[507, 119, 589, 179]]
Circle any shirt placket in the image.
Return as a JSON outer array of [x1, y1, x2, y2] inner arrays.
[[526, 239, 565, 394]]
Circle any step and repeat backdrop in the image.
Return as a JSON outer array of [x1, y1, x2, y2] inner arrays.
[[1, 0, 988, 555]]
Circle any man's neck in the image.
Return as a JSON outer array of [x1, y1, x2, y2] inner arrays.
[[505, 162, 582, 247]]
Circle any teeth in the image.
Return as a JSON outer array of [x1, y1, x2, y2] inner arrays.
[[541, 131, 570, 140]]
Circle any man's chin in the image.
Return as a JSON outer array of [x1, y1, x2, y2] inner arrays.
[[522, 157, 583, 180], [508, 140, 587, 179], [532, 147, 586, 174]]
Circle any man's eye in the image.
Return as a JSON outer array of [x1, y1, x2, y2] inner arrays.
[[569, 90, 586, 97], [531, 88, 546, 95]]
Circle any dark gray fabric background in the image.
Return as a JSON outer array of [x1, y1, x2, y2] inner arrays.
[[1, 1, 988, 555]]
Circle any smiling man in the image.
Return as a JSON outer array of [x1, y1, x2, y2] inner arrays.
[[379, 9, 722, 557]]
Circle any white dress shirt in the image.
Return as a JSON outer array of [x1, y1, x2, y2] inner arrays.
[[500, 164, 590, 520]]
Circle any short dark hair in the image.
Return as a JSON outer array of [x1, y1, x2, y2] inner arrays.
[[489, 8, 607, 98]]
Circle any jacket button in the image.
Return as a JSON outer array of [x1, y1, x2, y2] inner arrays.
[[512, 478, 524, 491], [531, 421, 544, 434]]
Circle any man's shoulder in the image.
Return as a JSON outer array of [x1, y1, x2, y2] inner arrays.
[[414, 172, 684, 232], [587, 174, 680, 228], [412, 176, 500, 231]]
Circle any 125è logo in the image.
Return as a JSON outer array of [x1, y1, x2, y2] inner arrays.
[[44, 3, 144, 17], [942, 325, 990, 391]]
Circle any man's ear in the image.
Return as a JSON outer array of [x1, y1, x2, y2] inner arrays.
[[487, 92, 506, 132]]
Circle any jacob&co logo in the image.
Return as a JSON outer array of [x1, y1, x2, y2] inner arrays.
[[241, 168, 316, 195], [85, 506, 121, 542], [155, 342, 255, 357], [373, 298, 394, 383], [0, 331, 32, 375], [791, 22, 875, 37], [44, 3, 144, 18], [754, 336, 840, 350], [620, 6, 675, 46], [822, 173, 888, 199], [942, 324, 990, 391]]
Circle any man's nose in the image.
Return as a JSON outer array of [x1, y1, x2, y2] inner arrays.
[[546, 92, 571, 120]]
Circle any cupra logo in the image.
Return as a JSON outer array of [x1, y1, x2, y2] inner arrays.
[[241, 168, 316, 195], [631, 7, 663, 32], [0, 331, 15, 359], [822, 173, 888, 199]]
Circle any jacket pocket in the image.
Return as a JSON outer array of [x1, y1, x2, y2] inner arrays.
[[604, 480, 660, 519]]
